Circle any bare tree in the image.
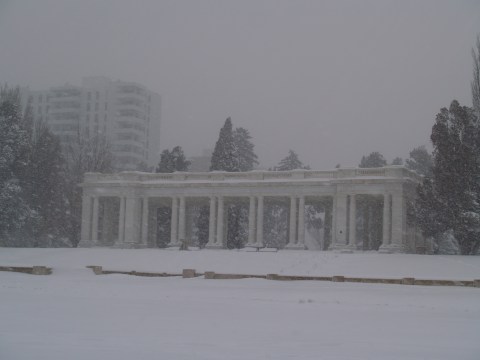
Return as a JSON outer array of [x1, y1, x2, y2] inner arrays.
[[63, 130, 114, 246], [472, 34, 480, 116]]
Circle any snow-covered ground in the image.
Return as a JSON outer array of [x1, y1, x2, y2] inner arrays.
[[1, 249, 480, 360]]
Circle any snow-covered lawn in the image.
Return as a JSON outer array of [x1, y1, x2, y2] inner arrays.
[[1, 249, 479, 360]]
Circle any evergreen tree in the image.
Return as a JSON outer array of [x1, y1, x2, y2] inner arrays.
[[276, 150, 308, 171], [170, 146, 190, 172], [195, 204, 210, 248], [156, 149, 174, 173], [265, 151, 308, 248], [359, 152, 387, 168], [233, 127, 258, 171], [415, 177, 447, 239], [226, 203, 249, 249], [155, 146, 189, 246], [391, 157, 403, 165], [155, 205, 171, 248], [201, 118, 258, 248], [156, 146, 190, 173], [415, 101, 480, 255], [356, 195, 383, 250], [24, 123, 68, 246], [135, 161, 153, 172], [263, 199, 289, 248], [224, 125, 258, 248], [357, 152, 387, 249], [405, 146, 433, 177], [210, 117, 238, 171], [0, 87, 32, 245]]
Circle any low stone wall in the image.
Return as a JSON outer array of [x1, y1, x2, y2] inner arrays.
[[0, 266, 51, 275], [204, 271, 265, 280], [86, 266, 183, 278], [86, 266, 480, 288]]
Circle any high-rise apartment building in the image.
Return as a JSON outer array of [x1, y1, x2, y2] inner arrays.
[[26, 77, 161, 171]]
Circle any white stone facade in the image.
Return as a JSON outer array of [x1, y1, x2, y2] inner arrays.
[[79, 166, 423, 253]]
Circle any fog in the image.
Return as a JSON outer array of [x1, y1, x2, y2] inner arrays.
[[0, 0, 479, 169]]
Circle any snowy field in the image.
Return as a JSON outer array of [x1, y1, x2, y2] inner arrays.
[[1, 249, 480, 360]]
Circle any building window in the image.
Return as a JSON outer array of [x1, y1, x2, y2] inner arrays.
[[94, 114, 99, 123], [87, 92, 91, 101], [95, 102, 99, 111], [96, 91, 100, 100], [87, 103, 90, 111]]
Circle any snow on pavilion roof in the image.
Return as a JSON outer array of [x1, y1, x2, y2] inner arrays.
[[82, 166, 422, 187]]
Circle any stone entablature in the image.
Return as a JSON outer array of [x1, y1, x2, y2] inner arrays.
[[79, 166, 422, 253], [83, 166, 422, 184]]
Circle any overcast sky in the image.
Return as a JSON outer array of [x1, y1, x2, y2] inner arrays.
[[1, 0, 479, 169]]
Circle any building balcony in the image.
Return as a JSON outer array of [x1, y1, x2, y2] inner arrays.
[[49, 94, 81, 102], [116, 96, 146, 108], [49, 106, 81, 113]]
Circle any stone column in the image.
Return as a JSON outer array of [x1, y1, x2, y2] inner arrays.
[[118, 196, 126, 246], [379, 189, 407, 253], [148, 204, 156, 247], [297, 196, 305, 248], [348, 194, 356, 248], [185, 203, 194, 247], [141, 197, 149, 247], [178, 196, 186, 244], [390, 192, 407, 251], [329, 193, 348, 250], [247, 196, 256, 245], [382, 193, 391, 246], [256, 196, 264, 247], [216, 196, 224, 247], [207, 196, 217, 247], [102, 199, 115, 245], [287, 196, 297, 247], [169, 197, 179, 246], [91, 196, 99, 244], [323, 198, 333, 250], [330, 195, 337, 249], [79, 195, 92, 247], [124, 197, 142, 247]]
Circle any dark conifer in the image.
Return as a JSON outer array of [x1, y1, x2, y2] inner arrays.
[[416, 101, 480, 254], [359, 152, 387, 168], [276, 150, 308, 171], [405, 146, 433, 177], [0, 87, 32, 245], [210, 117, 238, 172]]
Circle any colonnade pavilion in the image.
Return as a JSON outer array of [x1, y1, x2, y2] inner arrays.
[[79, 166, 425, 253]]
